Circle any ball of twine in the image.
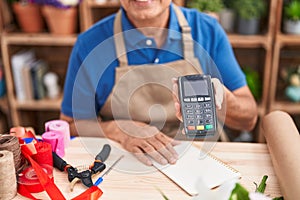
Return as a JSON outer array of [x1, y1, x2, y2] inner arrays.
[[0, 134, 25, 173], [0, 150, 17, 199]]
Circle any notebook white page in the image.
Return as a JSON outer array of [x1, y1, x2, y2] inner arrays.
[[152, 143, 241, 196]]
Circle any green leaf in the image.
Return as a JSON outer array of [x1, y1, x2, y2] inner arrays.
[[256, 175, 268, 193], [284, 1, 300, 21], [187, 0, 224, 12], [229, 183, 250, 200], [232, 0, 266, 20], [156, 187, 169, 200], [243, 66, 262, 100], [272, 197, 284, 200]]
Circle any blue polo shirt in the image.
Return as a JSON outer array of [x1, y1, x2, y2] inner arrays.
[[61, 4, 246, 119]]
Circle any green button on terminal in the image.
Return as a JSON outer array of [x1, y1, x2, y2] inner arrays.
[[205, 124, 213, 130]]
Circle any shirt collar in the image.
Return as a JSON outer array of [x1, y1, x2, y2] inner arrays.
[[120, 3, 183, 47]]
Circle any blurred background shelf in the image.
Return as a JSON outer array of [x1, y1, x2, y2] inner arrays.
[[269, 0, 300, 133], [1, 32, 74, 132], [228, 34, 272, 48], [15, 96, 62, 110], [2, 33, 77, 45]]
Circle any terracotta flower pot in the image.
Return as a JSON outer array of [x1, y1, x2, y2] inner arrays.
[[42, 5, 78, 35], [12, 2, 44, 33]]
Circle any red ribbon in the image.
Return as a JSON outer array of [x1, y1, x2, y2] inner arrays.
[[32, 142, 53, 167], [13, 126, 103, 200], [71, 186, 103, 200], [18, 164, 53, 193], [19, 142, 65, 200]]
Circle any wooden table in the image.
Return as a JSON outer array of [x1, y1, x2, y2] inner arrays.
[[14, 137, 282, 200]]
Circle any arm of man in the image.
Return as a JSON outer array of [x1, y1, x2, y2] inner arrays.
[[222, 85, 257, 131], [60, 113, 179, 166]]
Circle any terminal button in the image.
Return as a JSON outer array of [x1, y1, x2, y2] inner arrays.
[[196, 125, 204, 130], [187, 126, 195, 130], [185, 104, 192, 108], [204, 97, 211, 101], [198, 97, 204, 102], [205, 124, 213, 130], [184, 98, 190, 102], [191, 97, 197, 102]]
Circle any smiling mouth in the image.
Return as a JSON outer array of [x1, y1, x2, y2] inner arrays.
[[131, 0, 153, 7]]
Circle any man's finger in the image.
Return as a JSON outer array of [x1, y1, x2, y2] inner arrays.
[[140, 140, 156, 153], [147, 150, 168, 165], [211, 78, 224, 110], [139, 138, 169, 165], [174, 101, 183, 121], [155, 134, 179, 156], [165, 143, 179, 160], [132, 147, 152, 166], [172, 78, 183, 121], [148, 138, 177, 164], [155, 133, 180, 146]]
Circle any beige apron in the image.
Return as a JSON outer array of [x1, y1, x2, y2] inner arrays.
[[100, 6, 203, 137]]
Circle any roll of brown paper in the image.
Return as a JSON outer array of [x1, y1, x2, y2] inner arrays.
[[261, 110, 300, 200]]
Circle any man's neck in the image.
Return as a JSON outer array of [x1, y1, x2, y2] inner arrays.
[[128, 10, 170, 48]]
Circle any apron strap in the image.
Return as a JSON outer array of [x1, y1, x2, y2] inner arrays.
[[113, 5, 197, 67], [113, 9, 128, 67], [172, 5, 195, 61]]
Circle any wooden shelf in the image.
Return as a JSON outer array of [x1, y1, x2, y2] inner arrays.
[[276, 33, 300, 46], [15, 97, 62, 110], [269, 0, 300, 121], [1, 33, 77, 46], [0, 96, 9, 114], [80, 0, 120, 31], [270, 101, 300, 114], [1, 32, 74, 126], [228, 34, 272, 49]]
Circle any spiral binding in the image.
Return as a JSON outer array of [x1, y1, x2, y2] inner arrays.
[[206, 152, 240, 174]]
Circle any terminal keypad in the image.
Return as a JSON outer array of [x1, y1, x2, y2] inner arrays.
[[183, 97, 214, 132]]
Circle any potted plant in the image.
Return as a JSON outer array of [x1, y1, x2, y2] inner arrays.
[[283, 0, 300, 34], [9, 0, 44, 33], [242, 66, 262, 101], [219, 0, 236, 32], [187, 0, 224, 21], [36, 0, 82, 35], [233, 0, 266, 35]]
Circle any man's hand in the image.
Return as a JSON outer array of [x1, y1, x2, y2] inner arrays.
[[110, 120, 180, 166], [60, 114, 180, 166], [172, 77, 224, 122]]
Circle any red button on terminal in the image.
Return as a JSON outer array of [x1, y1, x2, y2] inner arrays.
[[187, 126, 195, 130]]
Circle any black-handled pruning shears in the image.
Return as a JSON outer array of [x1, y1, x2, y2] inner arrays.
[[91, 144, 111, 174], [52, 144, 111, 190]]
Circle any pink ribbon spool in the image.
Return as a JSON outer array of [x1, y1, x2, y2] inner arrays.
[[45, 120, 70, 147], [42, 131, 65, 157]]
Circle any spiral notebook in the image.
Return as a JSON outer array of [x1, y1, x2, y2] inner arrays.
[[152, 143, 241, 196]]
